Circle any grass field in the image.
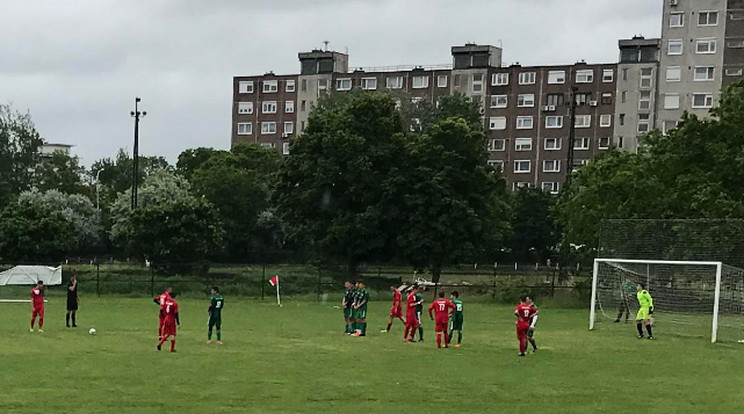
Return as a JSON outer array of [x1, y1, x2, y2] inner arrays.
[[1, 297, 743, 413]]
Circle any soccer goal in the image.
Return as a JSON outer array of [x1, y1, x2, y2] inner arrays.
[[590, 258, 744, 343]]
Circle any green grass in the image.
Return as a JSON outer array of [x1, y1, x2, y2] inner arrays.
[[1, 297, 743, 413]]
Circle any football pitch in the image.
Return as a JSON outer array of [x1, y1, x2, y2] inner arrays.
[[1, 298, 743, 413]]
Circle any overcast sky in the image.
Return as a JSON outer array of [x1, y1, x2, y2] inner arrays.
[[1, 0, 662, 166]]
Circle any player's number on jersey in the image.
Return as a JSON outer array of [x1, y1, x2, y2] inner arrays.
[[166, 304, 171, 313], [523, 309, 531, 317], [456, 304, 463, 311], [438, 303, 446, 311], [216, 301, 222, 309]]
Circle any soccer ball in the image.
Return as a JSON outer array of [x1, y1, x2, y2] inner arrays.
[[88, 328, 97, 335]]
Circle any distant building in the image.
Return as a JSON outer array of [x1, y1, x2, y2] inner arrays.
[[38, 143, 73, 157]]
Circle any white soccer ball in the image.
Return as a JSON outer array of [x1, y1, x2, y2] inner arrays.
[[89, 328, 97, 335]]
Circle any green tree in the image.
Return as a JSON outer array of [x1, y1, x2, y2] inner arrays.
[[32, 151, 88, 195], [274, 91, 407, 269], [90, 149, 170, 212], [0, 198, 77, 262], [0, 104, 44, 206], [176, 147, 218, 181], [510, 188, 559, 263], [396, 118, 510, 281]]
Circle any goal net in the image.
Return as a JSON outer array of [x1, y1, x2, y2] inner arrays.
[[590, 259, 744, 343]]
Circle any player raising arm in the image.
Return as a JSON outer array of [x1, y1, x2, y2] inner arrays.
[[30, 280, 45, 333], [428, 292, 455, 348], [636, 283, 654, 340], [383, 285, 405, 333], [157, 295, 180, 352], [515, 295, 538, 357], [207, 286, 224, 345]]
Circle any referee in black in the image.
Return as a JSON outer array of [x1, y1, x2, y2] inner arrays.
[[66, 273, 79, 328]]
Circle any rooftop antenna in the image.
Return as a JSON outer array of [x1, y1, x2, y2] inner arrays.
[[323, 40, 329, 51]]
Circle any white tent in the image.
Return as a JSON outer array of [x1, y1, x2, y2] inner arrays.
[[0, 266, 62, 286]]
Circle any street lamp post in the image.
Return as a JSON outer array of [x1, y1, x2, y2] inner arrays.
[[130, 97, 147, 210]]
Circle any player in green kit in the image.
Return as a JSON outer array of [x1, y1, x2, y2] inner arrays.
[[636, 283, 654, 340], [353, 281, 370, 336], [526, 296, 538, 352], [343, 281, 355, 334], [207, 286, 225, 344], [448, 291, 464, 347]]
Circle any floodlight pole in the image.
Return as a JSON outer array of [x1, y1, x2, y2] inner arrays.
[[130, 97, 147, 210]]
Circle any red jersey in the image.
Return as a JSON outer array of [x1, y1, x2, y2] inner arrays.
[[515, 304, 538, 328], [392, 290, 402, 308], [406, 292, 417, 315], [163, 299, 179, 321], [157, 292, 172, 311], [429, 298, 455, 323], [31, 287, 44, 308]]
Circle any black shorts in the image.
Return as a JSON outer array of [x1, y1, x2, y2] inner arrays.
[[67, 299, 78, 311]]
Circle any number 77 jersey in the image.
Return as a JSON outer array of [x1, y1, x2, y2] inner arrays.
[[429, 299, 455, 323]]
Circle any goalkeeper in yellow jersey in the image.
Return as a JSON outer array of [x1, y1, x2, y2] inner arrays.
[[636, 283, 654, 340]]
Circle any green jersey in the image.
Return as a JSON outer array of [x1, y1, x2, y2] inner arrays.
[[209, 294, 225, 316], [637, 290, 653, 309], [358, 289, 370, 309], [415, 293, 423, 313], [451, 298, 463, 316]]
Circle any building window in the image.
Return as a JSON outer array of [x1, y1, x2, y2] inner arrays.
[[514, 160, 531, 173], [237, 122, 252, 135], [600, 114, 612, 127], [664, 93, 680, 109], [282, 142, 290, 155], [598, 137, 611, 149], [575, 93, 592, 106], [487, 160, 504, 171], [410, 118, 422, 132], [638, 113, 650, 133], [515, 138, 533, 151], [572, 159, 588, 168], [692, 93, 714, 108], [412, 76, 429, 89], [621, 91, 627, 103], [694, 66, 715, 81], [698, 11, 719, 26], [285, 80, 296, 92], [545, 116, 563, 129], [491, 95, 508, 108], [492, 73, 509, 86], [576, 69, 594, 83], [318, 79, 328, 91], [489, 116, 507, 130], [663, 120, 679, 134], [238, 81, 254, 94], [284, 121, 294, 135], [573, 137, 590, 150], [514, 182, 534, 190], [437, 75, 448, 88], [516, 116, 534, 129], [543, 160, 560, 173], [361, 78, 377, 90], [472, 73, 484, 92], [575, 115, 591, 128], [668, 39, 683, 55], [727, 40, 744, 49], [601, 92, 613, 105], [666, 66, 681, 82], [260, 143, 275, 149], [262, 80, 278, 93], [261, 122, 277, 134], [602, 69, 614, 83], [336, 78, 352, 91], [544, 137, 561, 150], [238, 102, 253, 114], [622, 68, 628, 81], [262, 101, 277, 114], [301, 79, 308, 92], [518, 72, 536, 85], [726, 68, 744, 76], [619, 113, 625, 126], [669, 12, 684, 27], [696, 38, 717, 54], [285, 101, 295, 113], [640, 67, 653, 88], [453, 74, 462, 87], [639, 91, 652, 110], [546, 94, 564, 107], [517, 94, 535, 107], [386, 76, 403, 89], [300, 100, 306, 112], [488, 139, 505, 151], [542, 182, 560, 194], [411, 97, 424, 105], [548, 71, 566, 84]]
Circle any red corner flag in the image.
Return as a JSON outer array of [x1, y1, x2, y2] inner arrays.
[[269, 276, 279, 286]]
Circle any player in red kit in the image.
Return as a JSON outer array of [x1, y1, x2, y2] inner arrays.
[[153, 287, 172, 340], [428, 291, 455, 348], [157, 296, 180, 352], [30, 280, 45, 333], [515, 295, 538, 357], [383, 285, 405, 333], [403, 284, 421, 342]]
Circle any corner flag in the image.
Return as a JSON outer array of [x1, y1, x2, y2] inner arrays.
[[269, 276, 280, 306]]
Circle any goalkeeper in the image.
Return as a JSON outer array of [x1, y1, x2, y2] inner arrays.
[[635, 283, 654, 340]]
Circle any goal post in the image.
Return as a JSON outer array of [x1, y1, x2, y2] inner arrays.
[[590, 258, 743, 343]]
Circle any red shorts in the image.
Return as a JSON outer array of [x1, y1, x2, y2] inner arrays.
[[162, 321, 177, 336], [435, 320, 448, 332], [516, 325, 529, 340], [405, 313, 420, 328], [390, 306, 402, 318], [32, 306, 44, 318]]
